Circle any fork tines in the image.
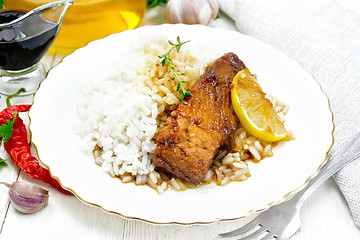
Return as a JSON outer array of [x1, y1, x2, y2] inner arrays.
[[219, 222, 277, 239]]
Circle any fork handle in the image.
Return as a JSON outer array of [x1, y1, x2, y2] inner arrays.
[[292, 132, 360, 209]]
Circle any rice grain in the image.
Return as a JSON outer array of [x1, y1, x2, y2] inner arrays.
[[77, 39, 291, 193]]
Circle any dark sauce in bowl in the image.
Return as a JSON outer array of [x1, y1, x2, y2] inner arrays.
[[0, 11, 58, 71]]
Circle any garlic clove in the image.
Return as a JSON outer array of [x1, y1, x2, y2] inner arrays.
[[7, 181, 49, 214], [165, 0, 183, 24], [207, 0, 219, 20], [165, 0, 219, 25], [182, 0, 207, 24]]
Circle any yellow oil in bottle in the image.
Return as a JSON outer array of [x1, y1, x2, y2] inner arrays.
[[3, 0, 147, 54]]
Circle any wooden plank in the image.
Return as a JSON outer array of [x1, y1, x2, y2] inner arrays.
[[0, 53, 55, 233], [296, 179, 360, 240], [1, 180, 360, 240], [0, 97, 28, 232], [0, 156, 19, 232], [0, 172, 250, 240], [0, 170, 358, 232], [2, 178, 360, 240]]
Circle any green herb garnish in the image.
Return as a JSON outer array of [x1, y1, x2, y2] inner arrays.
[[0, 111, 17, 163], [0, 111, 17, 144], [0, 0, 3, 10], [147, 0, 168, 8], [158, 36, 191, 101]]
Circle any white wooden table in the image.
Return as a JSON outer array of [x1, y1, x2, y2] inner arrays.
[[1, 1, 360, 239]]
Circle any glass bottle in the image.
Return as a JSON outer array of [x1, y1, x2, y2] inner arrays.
[[3, 0, 147, 54]]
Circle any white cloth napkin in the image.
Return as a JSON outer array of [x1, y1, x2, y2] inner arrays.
[[218, 0, 360, 227]]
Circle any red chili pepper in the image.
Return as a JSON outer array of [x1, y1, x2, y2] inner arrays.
[[0, 105, 31, 119], [0, 105, 72, 195]]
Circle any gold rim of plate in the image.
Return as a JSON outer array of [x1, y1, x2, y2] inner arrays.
[[28, 25, 335, 225]]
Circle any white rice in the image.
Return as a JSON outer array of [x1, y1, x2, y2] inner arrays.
[[76, 38, 291, 193], [76, 54, 159, 177]]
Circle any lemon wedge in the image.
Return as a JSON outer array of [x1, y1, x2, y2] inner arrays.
[[231, 68, 288, 142]]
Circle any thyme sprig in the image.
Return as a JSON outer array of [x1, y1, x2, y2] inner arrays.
[[158, 36, 191, 101]]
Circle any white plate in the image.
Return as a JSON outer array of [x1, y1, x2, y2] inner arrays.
[[29, 24, 334, 224]]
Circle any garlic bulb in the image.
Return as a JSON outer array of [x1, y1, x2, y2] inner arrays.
[[165, 0, 219, 25], [0, 181, 49, 214]]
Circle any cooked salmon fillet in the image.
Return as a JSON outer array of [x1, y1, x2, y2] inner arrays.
[[153, 52, 246, 184]]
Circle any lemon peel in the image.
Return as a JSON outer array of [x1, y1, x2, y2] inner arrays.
[[231, 68, 288, 142]]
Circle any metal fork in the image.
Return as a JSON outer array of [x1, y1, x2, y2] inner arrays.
[[219, 132, 360, 240]]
